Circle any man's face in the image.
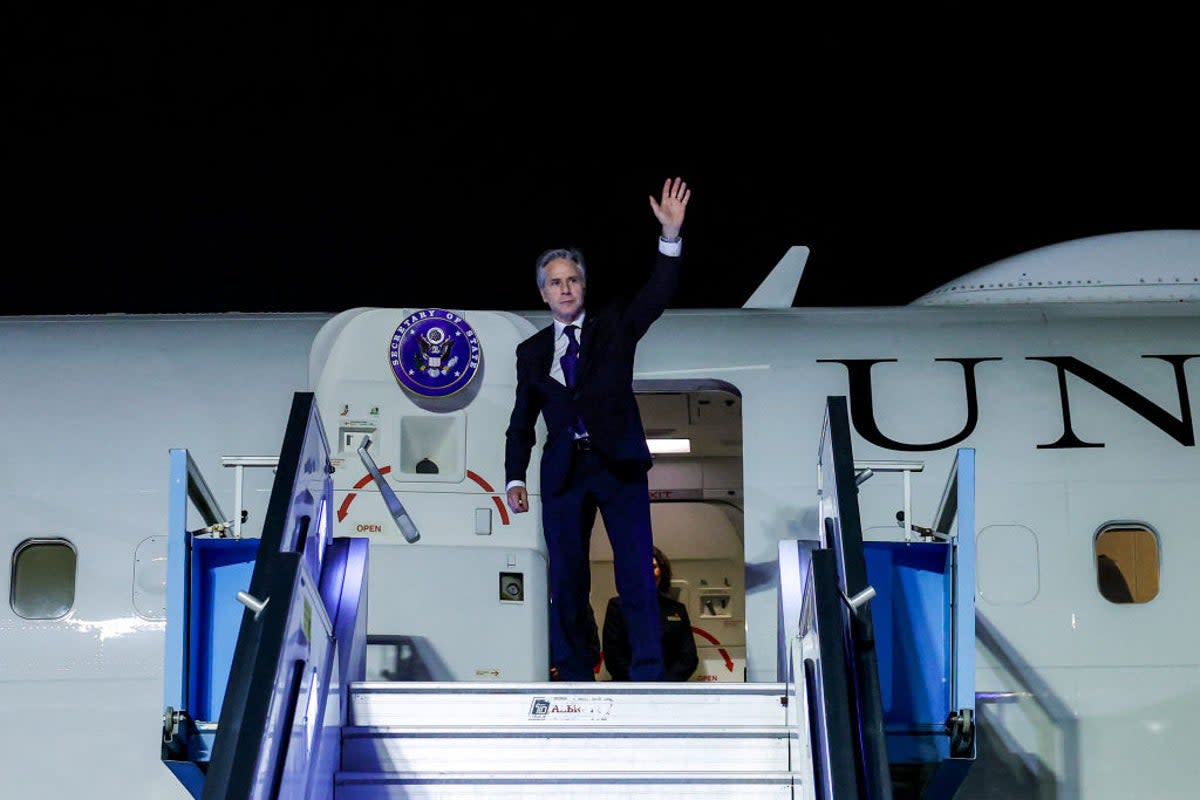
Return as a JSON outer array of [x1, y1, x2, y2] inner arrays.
[[540, 258, 585, 323]]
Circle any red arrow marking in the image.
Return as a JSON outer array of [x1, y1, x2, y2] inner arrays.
[[491, 496, 510, 525], [339, 465, 394, 521], [470, 469, 509, 524], [352, 464, 391, 490], [337, 494, 354, 522], [337, 465, 510, 524], [691, 626, 735, 672], [467, 470, 494, 492]]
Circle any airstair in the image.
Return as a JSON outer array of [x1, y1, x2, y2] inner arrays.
[[161, 393, 976, 799], [338, 680, 800, 799]]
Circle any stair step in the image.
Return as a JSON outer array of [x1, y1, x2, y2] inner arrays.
[[349, 681, 790, 728], [342, 725, 797, 773], [334, 770, 798, 800]]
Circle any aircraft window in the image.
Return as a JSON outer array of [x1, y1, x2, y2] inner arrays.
[[11, 538, 77, 619], [1094, 525, 1159, 604]]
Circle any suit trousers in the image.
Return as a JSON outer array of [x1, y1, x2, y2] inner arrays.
[[541, 448, 665, 681]]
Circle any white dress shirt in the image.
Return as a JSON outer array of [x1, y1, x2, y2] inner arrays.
[[549, 312, 586, 386]]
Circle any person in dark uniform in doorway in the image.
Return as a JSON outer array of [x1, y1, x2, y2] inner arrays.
[[603, 545, 699, 682], [504, 176, 691, 682]]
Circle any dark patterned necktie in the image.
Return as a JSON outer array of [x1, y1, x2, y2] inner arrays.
[[561, 325, 588, 438], [561, 324, 580, 388]]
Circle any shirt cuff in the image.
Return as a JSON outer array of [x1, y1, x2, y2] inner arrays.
[[658, 236, 682, 257], [505, 479, 526, 492]]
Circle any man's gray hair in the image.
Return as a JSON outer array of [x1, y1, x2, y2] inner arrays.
[[535, 247, 587, 290]]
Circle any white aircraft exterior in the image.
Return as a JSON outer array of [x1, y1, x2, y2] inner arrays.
[[1, 229, 1198, 798]]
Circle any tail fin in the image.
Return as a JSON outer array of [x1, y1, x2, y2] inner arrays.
[[742, 246, 809, 308]]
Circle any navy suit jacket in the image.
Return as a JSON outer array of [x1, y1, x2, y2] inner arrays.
[[505, 249, 681, 496]]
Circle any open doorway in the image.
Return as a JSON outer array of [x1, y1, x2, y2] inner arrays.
[[588, 380, 745, 682]]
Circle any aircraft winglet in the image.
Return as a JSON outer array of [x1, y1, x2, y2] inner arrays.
[[742, 245, 809, 309]]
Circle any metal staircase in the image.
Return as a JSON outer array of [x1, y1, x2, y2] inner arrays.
[[336, 680, 809, 799]]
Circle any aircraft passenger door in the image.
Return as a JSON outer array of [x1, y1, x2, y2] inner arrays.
[[799, 396, 893, 800]]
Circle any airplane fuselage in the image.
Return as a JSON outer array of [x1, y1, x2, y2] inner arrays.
[[1, 290, 1197, 798]]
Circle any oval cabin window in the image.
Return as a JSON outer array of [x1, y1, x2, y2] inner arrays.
[[1094, 525, 1159, 604], [11, 538, 77, 619]]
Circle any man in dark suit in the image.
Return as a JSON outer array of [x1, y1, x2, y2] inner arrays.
[[505, 176, 691, 681]]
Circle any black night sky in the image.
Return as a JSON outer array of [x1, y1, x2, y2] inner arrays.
[[7, 5, 1197, 316]]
